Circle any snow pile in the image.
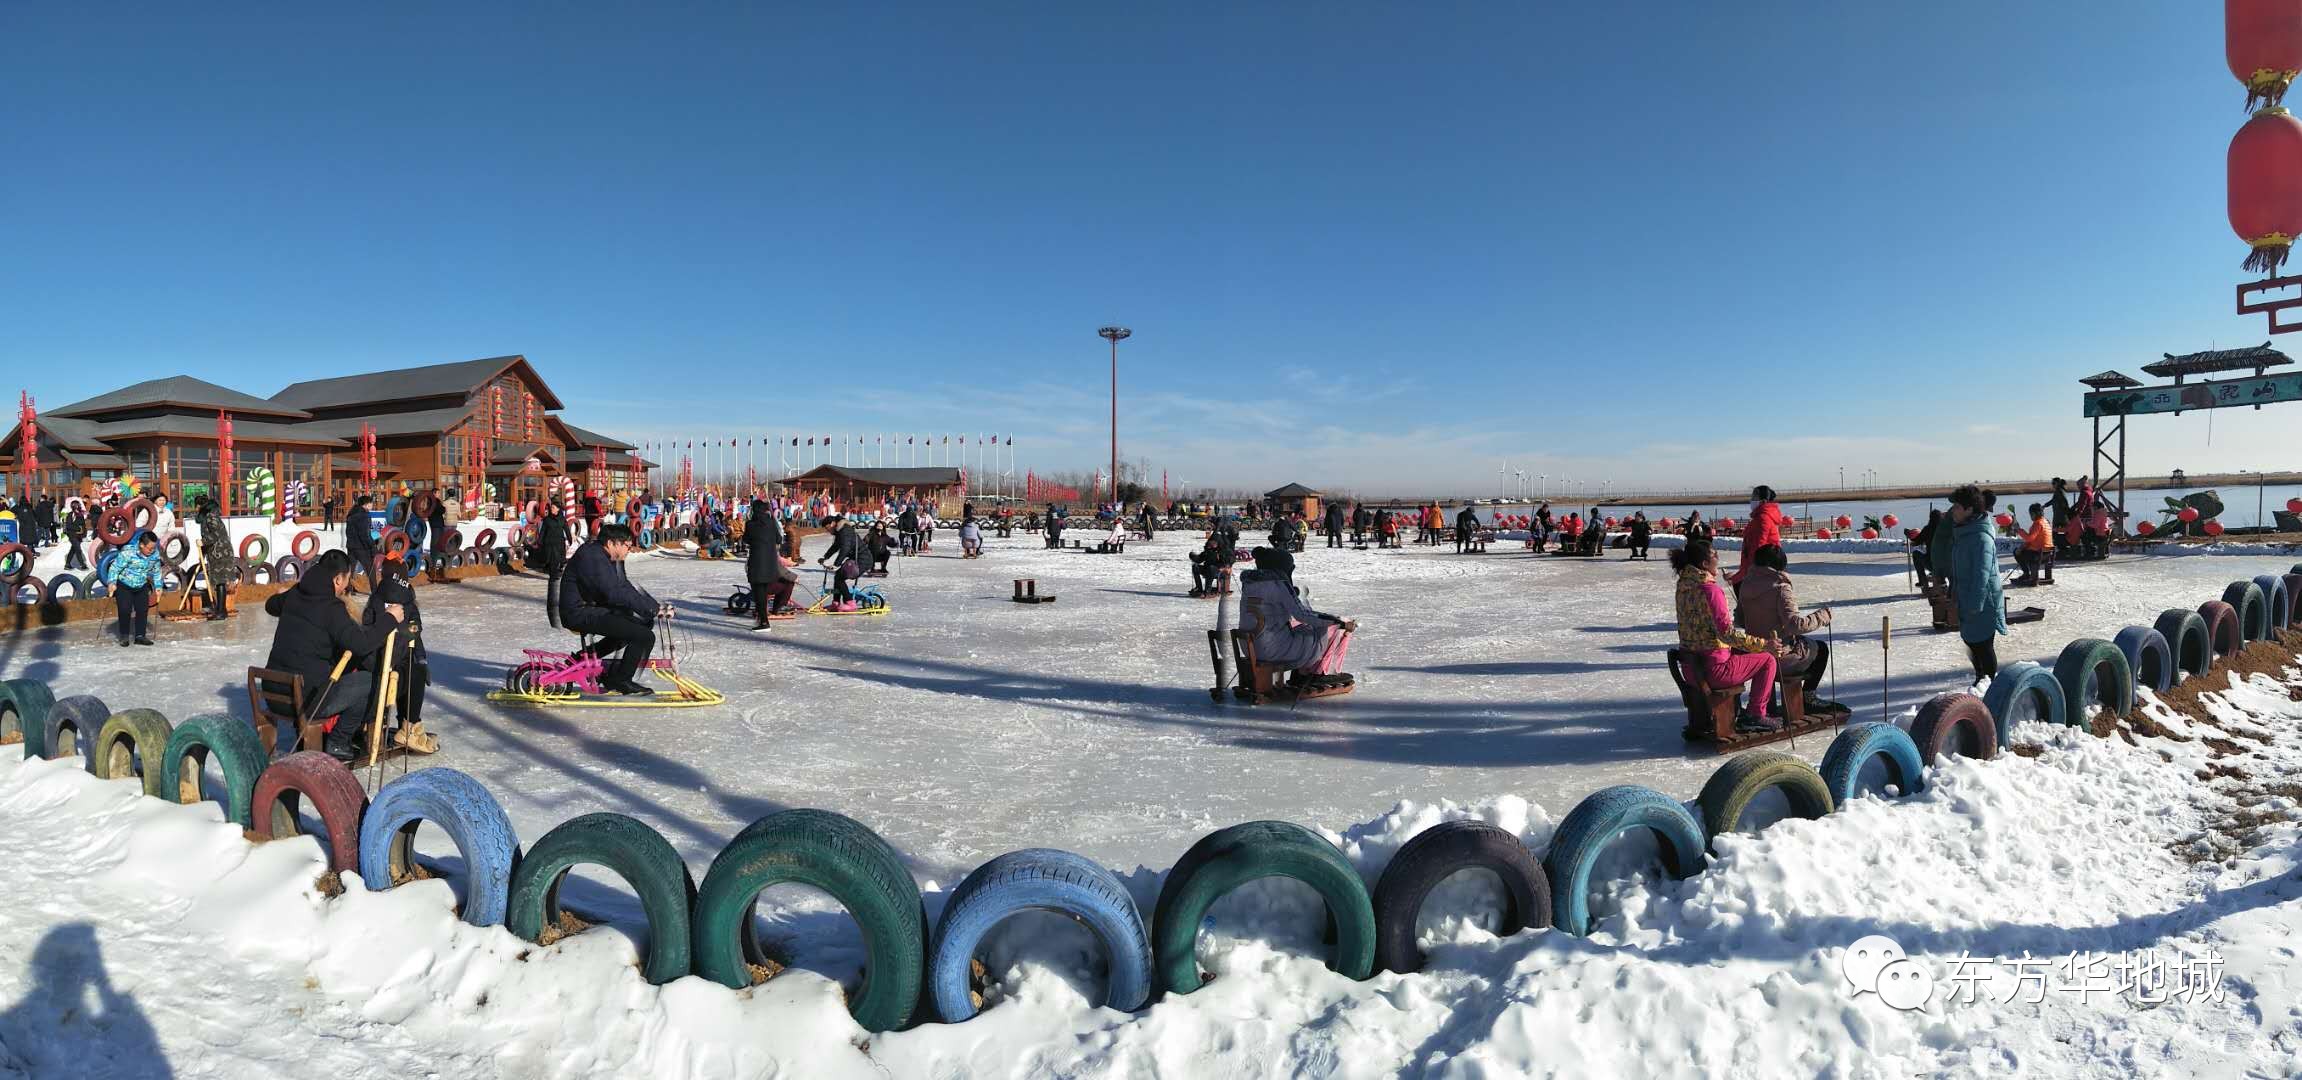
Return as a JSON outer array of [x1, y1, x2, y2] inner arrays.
[[3, 651, 2300, 1077]]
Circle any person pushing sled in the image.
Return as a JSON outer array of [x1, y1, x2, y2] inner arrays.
[[490, 523, 723, 707]]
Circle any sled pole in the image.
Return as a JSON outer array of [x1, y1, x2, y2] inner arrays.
[[366, 631, 397, 778], [1880, 616, 1891, 723], [1827, 615, 1836, 707]]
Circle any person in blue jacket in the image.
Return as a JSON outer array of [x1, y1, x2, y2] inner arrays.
[[1946, 484, 2008, 681], [102, 531, 166, 646]]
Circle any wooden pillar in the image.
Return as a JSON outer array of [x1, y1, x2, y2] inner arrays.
[[272, 447, 284, 523]]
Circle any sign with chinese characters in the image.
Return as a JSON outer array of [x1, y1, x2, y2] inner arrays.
[[2084, 372, 2302, 417]]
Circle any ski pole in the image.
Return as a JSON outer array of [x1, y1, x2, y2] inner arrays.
[[1880, 615, 1891, 723]]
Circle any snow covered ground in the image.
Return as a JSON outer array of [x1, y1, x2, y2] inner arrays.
[[1, 530, 2299, 1077]]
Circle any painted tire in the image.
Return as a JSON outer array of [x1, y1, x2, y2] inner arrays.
[[507, 812, 697, 986], [1694, 751, 1833, 848], [2153, 609, 2212, 680], [82, 573, 107, 599], [0, 544, 29, 586], [463, 548, 482, 568], [2286, 575, 2302, 629], [91, 709, 172, 795], [2255, 574, 2292, 631], [45, 574, 81, 603], [1818, 723, 1926, 806], [94, 548, 121, 584], [2112, 626, 2175, 695], [1911, 692, 1999, 764], [379, 528, 411, 559], [274, 555, 308, 584], [238, 533, 271, 565], [2053, 638, 2134, 728], [474, 528, 497, 550], [161, 533, 191, 566], [692, 808, 925, 1032], [2221, 581, 2269, 642], [43, 694, 110, 762], [445, 529, 463, 550], [291, 530, 321, 560], [2198, 601, 2241, 660], [250, 751, 369, 874], [1153, 820, 1376, 993], [11, 576, 47, 607], [158, 713, 269, 827], [0, 678, 56, 760], [241, 559, 271, 586], [122, 498, 157, 535], [1542, 785, 1707, 938], [97, 507, 136, 547], [357, 768, 522, 928], [930, 847, 1152, 1020], [1370, 820, 1548, 975]]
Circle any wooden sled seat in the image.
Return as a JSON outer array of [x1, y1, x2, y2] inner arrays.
[[247, 666, 329, 758], [1221, 597, 1353, 705]]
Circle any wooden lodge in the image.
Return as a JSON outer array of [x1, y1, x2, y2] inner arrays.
[[784, 465, 964, 514]]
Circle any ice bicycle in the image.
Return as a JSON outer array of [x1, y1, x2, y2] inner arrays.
[[487, 608, 725, 708]]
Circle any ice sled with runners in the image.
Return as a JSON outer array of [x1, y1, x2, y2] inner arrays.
[[486, 625, 724, 708]]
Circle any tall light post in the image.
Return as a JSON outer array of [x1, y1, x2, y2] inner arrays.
[[1099, 327, 1130, 505]]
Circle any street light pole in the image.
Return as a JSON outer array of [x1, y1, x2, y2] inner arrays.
[[1099, 326, 1130, 505]]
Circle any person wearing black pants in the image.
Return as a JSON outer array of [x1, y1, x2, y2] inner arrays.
[[62, 507, 88, 571], [743, 500, 784, 632], [1627, 513, 1652, 560], [558, 524, 660, 695], [345, 495, 377, 594], [536, 509, 570, 629], [114, 583, 151, 645]]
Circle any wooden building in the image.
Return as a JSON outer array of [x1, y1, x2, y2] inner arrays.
[[0, 356, 645, 516], [1264, 482, 1325, 520], [785, 465, 964, 513]]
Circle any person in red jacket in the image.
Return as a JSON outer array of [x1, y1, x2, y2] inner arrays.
[[1732, 485, 1790, 585]]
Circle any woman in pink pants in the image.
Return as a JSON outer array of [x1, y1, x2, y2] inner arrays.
[[1673, 537, 1783, 733]]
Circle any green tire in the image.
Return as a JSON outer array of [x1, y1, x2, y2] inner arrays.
[[91, 709, 174, 796], [1695, 751, 1834, 849], [1152, 820, 1376, 996], [2052, 637, 2134, 727], [508, 812, 697, 986], [691, 809, 924, 1032], [158, 712, 269, 827], [0, 678, 55, 760]]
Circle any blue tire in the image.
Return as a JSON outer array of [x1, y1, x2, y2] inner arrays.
[[358, 767, 522, 927], [930, 848, 1153, 1022], [2153, 609, 2211, 681], [2222, 581, 2269, 642], [1981, 662, 2065, 745], [2053, 638, 2133, 728], [2251, 575, 2289, 635], [44, 694, 110, 762], [94, 549, 120, 584], [157, 713, 268, 827], [1818, 723, 1926, 807], [0, 678, 56, 760], [1542, 785, 1707, 938], [84, 573, 107, 599], [2112, 626, 2174, 695]]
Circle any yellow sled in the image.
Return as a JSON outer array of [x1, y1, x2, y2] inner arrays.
[[485, 666, 726, 708]]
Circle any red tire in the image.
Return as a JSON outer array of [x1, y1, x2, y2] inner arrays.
[[161, 533, 191, 566], [291, 530, 321, 560], [123, 497, 157, 533], [474, 528, 497, 550], [98, 506, 136, 547], [237, 533, 270, 564], [250, 751, 370, 873], [10, 576, 47, 606], [1910, 692, 1997, 765], [2286, 574, 2302, 630], [446, 528, 463, 549], [2198, 600, 2241, 660], [379, 527, 411, 559], [0, 543, 28, 586]]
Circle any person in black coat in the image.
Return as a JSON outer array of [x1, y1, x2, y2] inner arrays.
[[742, 500, 787, 631], [61, 504, 89, 571], [34, 496, 56, 546], [1627, 512, 1652, 560], [344, 495, 377, 591], [1323, 502, 1346, 548], [263, 550, 404, 761], [536, 509, 570, 629], [558, 524, 662, 695], [361, 567, 433, 749], [427, 497, 449, 561], [1043, 504, 1064, 549], [898, 505, 920, 555], [1454, 506, 1480, 554], [815, 514, 866, 604]]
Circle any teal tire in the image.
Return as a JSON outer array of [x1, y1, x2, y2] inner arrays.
[[2222, 581, 2269, 643], [507, 812, 697, 985], [158, 712, 269, 827], [2052, 638, 2133, 728], [1983, 662, 2066, 745], [1694, 751, 1833, 849], [1818, 723, 1926, 806], [1542, 785, 1707, 938], [2153, 609, 2212, 681], [0, 679, 56, 760], [1152, 820, 1376, 995]]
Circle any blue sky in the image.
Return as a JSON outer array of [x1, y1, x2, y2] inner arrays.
[[0, 3, 2285, 497]]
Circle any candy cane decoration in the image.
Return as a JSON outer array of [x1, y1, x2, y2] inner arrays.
[[282, 478, 307, 520], [549, 476, 578, 536], [243, 466, 277, 517]]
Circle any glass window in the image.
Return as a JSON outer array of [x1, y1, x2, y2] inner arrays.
[[172, 445, 217, 488]]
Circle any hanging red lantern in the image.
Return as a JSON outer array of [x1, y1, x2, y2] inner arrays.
[[2287, 497, 2302, 513], [1903, 528, 1918, 540], [2231, 0, 2302, 111], [2204, 519, 2227, 536], [1814, 527, 1833, 540], [2179, 506, 2202, 522], [1833, 515, 1853, 529], [1994, 512, 2014, 528], [1881, 514, 1899, 528], [2231, 107, 2302, 274], [1860, 527, 1879, 540], [2137, 520, 2157, 537], [1720, 517, 1736, 529]]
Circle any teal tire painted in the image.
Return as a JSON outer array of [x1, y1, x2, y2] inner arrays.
[[2286, 575, 2302, 630], [1818, 723, 1926, 806], [0, 679, 56, 760], [2052, 638, 2133, 728], [157, 712, 269, 827], [692, 809, 925, 1031], [2153, 609, 2212, 681], [1542, 785, 1707, 938], [1982, 662, 2065, 745], [507, 812, 697, 985], [2255, 575, 2291, 632], [1694, 751, 1833, 848], [1152, 820, 1376, 995]]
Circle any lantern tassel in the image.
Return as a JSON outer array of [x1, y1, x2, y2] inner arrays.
[[2247, 70, 2298, 114], [2245, 236, 2294, 276]]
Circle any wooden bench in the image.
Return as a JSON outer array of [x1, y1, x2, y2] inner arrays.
[[1665, 647, 1845, 752], [247, 665, 330, 759], [1218, 596, 1352, 705], [1011, 578, 1056, 604]]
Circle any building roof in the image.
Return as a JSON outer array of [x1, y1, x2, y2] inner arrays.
[[2079, 370, 2143, 390], [21, 415, 115, 452], [50, 376, 311, 421], [270, 355, 564, 412], [492, 443, 559, 466], [2142, 344, 2292, 379], [1265, 483, 1323, 497], [555, 421, 634, 451], [87, 414, 348, 448], [298, 405, 477, 441], [788, 465, 963, 487]]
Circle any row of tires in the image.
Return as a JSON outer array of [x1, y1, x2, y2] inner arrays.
[[0, 569, 2290, 1033]]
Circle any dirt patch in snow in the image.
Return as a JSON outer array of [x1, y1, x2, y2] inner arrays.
[[2149, 634, 2300, 731], [535, 909, 596, 947]]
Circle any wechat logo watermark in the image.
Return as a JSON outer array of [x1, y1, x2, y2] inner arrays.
[[1842, 935, 1934, 1010]]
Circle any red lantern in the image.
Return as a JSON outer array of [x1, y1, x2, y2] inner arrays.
[[1881, 514, 1899, 528], [2179, 506, 2202, 522], [2231, 108, 2302, 274], [2231, 0, 2302, 111], [1605, 516, 1619, 528], [1860, 527, 1879, 540], [1903, 528, 1918, 540], [1720, 517, 1736, 529], [2205, 519, 2227, 537], [1833, 515, 1852, 529], [2287, 497, 2302, 513], [1815, 527, 1833, 540], [1994, 513, 2014, 528], [2137, 520, 2157, 537]]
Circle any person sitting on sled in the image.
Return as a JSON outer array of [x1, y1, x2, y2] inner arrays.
[[815, 513, 867, 608], [1734, 544, 1832, 715], [1188, 530, 1235, 596], [866, 523, 894, 573], [1627, 512, 1652, 560], [264, 550, 405, 762], [558, 524, 666, 697], [1237, 547, 1355, 691], [959, 516, 983, 558], [1673, 537, 1785, 734], [359, 566, 438, 754], [2014, 502, 2055, 587]]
